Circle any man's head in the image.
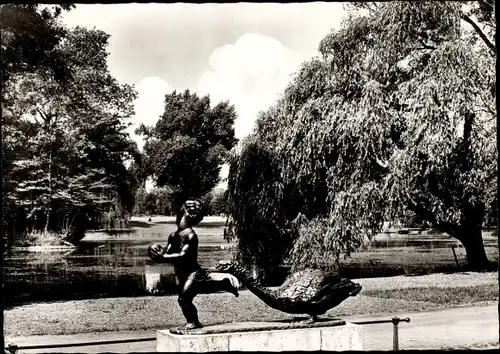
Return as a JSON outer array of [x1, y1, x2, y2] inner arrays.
[[177, 200, 204, 227]]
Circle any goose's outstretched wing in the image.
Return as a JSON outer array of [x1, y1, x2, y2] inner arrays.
[[277, 269, 341, 303]]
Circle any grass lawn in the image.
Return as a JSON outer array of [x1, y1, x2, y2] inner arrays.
[[363, 284, 497, 304], [4, 271, 497, 337]]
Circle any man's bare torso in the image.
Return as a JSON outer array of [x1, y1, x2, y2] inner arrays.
[[169, 228, 200, 276]]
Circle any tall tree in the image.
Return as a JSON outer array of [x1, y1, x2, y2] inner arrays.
[[138, 89, 237, 211], [2, 26, 139, 242], [1, 3, 75, 243], [227, 1, 496, 272]]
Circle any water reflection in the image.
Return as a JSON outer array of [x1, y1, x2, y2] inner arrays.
[[144, 265, 178, 295], [3, 244, 236, 305], [3, 222, 498, 306], [3, 220, 238, 306]]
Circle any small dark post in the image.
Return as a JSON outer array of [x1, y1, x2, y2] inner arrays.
[[392, 317, 399, 350], [451, 245, 459, 268], [7, 344, 18, 354], [391, 317, 410, 350]]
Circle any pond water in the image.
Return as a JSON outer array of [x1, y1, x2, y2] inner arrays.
[[3, 217, 498, 306]]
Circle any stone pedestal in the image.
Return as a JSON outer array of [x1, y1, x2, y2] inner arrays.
[[157, 319, 363, 352]]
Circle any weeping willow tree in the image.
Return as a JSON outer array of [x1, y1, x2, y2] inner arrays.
[[227, 1, 496, 273], [225, 135, 291, 278]]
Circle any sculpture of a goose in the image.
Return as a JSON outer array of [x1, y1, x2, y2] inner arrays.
[[216, 260, 362, 322]]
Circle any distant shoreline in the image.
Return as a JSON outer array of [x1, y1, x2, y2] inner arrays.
[[10, 245, 76, 252], [130, 215, 228, 224]]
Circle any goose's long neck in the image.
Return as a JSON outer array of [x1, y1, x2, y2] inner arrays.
[[234, 269, 275, 305]]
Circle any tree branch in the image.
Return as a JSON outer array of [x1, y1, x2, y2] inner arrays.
[[418, 39, 437, 50], [36, 108, 49, 123], [461, 12, 496, 53], [351, 3, 377, 13], [407, 198, 460, 238], [375, 157, 389, 169], [462, 111, 474, 150]]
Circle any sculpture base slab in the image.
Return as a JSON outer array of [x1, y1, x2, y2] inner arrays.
[[157, 319, 363, 352]]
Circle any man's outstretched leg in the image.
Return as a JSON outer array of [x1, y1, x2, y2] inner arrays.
[[197, 273, 239, 297], [176, 271, 239, 330]]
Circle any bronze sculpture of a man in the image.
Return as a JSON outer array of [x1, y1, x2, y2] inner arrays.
[[148, 200, 239, 330]]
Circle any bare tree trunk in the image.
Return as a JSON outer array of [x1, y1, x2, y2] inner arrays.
[[454, 204, 491, 271], [459, 226, 491, 271], [44, 146, 52, 235]]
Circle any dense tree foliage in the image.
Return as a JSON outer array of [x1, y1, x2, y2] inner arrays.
[[210, 188, 228, 216], [2, 7, 139, 244], [133, 186, 175, 216], [227, 1, 496, 272], [133, 186, 227, 217], [0, 4, 75, 85], [137, 90, 238, 212]]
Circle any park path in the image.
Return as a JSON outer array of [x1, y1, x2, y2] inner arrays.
[[344, 303, 498, 350], [5, 304, 498, 352]]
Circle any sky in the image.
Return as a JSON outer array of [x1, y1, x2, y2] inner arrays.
[[61, 2, 346, 189]]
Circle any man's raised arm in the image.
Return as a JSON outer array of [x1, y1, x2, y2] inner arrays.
[[152, 232, 194, 263], [158, 243, 190, 262]]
